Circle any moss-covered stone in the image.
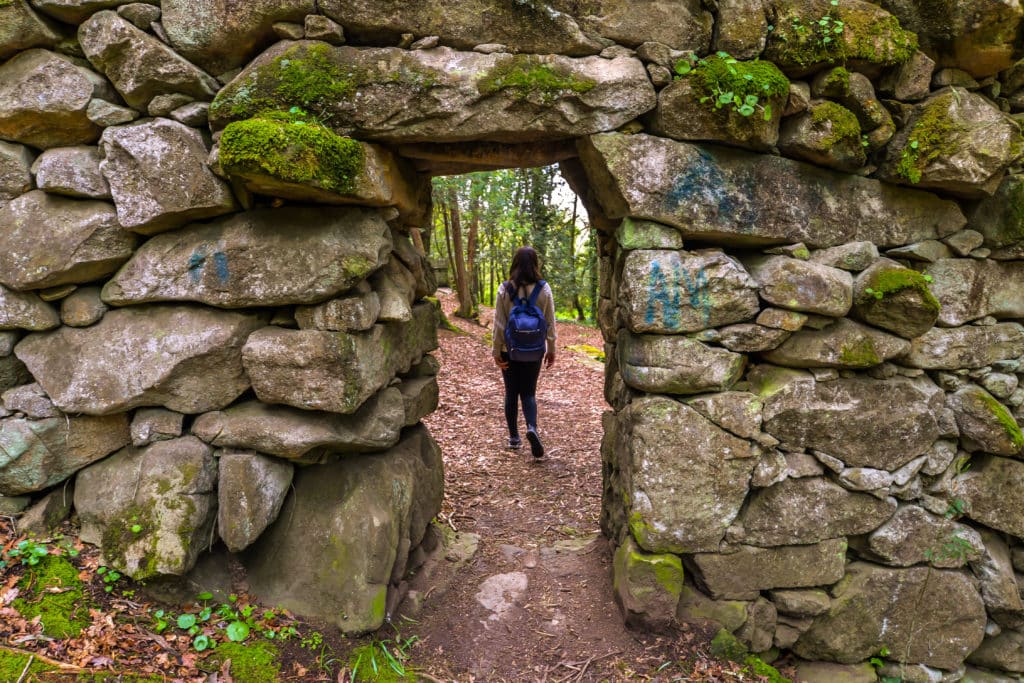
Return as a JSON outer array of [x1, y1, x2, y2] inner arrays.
[[219, 111, 365, 195], [856, 266, 939, 309], [11, 555, 92, 638], [687, 54, 790, 105], [810, 100, 861, 147], [477, 54, 596, 103], [894, 99, 959, 184], [613, 536, 685, 630]]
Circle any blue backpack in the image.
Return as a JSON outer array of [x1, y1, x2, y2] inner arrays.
[[504, 280, 548, 362]]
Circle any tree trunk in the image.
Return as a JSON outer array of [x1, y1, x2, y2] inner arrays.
[[448, 186, 475, 319], [466, 194, 480, 312]]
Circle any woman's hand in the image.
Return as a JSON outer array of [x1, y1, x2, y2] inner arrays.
[[544, 349, 556, 369], [494, 351, 509, 370]]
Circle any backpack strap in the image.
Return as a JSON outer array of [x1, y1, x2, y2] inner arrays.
[[526, 280, 546, 307]]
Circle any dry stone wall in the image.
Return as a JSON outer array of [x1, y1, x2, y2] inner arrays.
[[3, 0, 1024, 676]]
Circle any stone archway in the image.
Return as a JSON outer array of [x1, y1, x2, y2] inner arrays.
[[3, 0, 1024, 676]]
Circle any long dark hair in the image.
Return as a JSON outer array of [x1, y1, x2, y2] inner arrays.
[[508, 246, 541, 295]]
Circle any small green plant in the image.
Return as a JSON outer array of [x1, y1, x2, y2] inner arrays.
[[869, 645, 890, 668], [674, 52, 787, 121], [95, 565, 122, 593], [349, 636, 420, 681], [945, 497, 966, 519], [6, 539, 50, 566]]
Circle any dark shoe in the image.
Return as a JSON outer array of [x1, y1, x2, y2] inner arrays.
[[526, 428, 544, 458], [508, 436, 522, 450]]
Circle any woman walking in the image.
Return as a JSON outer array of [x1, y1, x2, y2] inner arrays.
[[492, 246, 557, 457]]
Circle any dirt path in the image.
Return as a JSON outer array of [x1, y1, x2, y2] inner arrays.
[[410, 291, 729, 682]]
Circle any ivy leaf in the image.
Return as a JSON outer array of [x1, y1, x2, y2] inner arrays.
[[177, 614, 197, 630], [744, 94, 759, 106], [674, 61, 692, 76], [718, 92, 735, 105], [227, 621, 251, 642], [738, 104, 755, 117], [193, 635, 212, 652]]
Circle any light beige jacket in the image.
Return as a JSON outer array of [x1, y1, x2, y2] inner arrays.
[[492, 280, 557, 355]]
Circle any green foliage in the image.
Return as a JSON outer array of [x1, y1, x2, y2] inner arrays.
[[219, 108, 365, 195], [12, 555, 92, 638], [478, 55, 596, 102], [6, 538, 50, 566], [869, 645, 890, 668], [348, 636, 419, 682], [675, 52, 789, 120], [95, 565, 122, 593], [857, 268, 940, 314], [148, 594, 299, 654], [208, 641, 281, 683], [924, 531, 975, 565]]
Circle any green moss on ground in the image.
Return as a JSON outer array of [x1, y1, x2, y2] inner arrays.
[[219, 110, 365, 194], [348, 644, 416, 682], [208, 641, 281, 683], [0, 648, 57, 680], [477, 55, 596, 102], [708, 630, 791, 682], [11, 556, 92, 639], [810, 100, 862, 147]]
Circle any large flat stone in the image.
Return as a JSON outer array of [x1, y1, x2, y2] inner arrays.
[[925, 259, 1024, 326], [0, 191, 135, 290], [79, 11, 220, 111], [958, 455, 1024, 538], [0, 413, 129, 496], [102, 206, 391, 307], [242, 302, 437, 415], [866, 504, 982, 568], [744, 255, 853, 316], [739, 477, 896, 546], [192, 389, 406, 462], [760, 318, 909, 369], [794, 562, 986, 670], [618, 396, 755, 554], [618, 249, 760, 333], [762, 376, 941, 470], [99, 118, 237, 235], [210, 42, 656, 144], [617, 329, 745, 395], [15, 305, 265, 415], [578, 133, 965, 248], [243, 425, 443, 635], [0, 49, 111, 149], [32, 145, 110, 199], [902, 323, 1024, 370], [690, 539, 847, 598]]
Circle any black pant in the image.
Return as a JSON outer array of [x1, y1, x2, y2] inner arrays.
[[501, 352, 542, 438]]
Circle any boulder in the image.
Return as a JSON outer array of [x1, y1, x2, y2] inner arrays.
[[616, 330, 745, 395], [566, 0, 712, 51], [739, 477, 896, 546], [794, 562, 986, 669], [0, 191, 136, 290], [762, 376, 941, 470], [968, 629, 1024, 672], [15, 305, 265, 415], [0, 142, 34, 200], [220, 121, 428, 223], [60, 286, 107, 327], [717, 324, 791, 352], [74, 436, 217, 579], [0, 286, 60, 331], [160, 0, 314, 75], [294, 286, 381, 332], [217, 451, 293, 553], [926, 259, 1024, 326], [615, 218, 684, 251], [744, 256, 853, 316], [778, 101, 866, 172], [0, 355, 31, 395], [958, 455, 1024, 538], [795, 661, 891, 683], [970, 175, 1024, 249], [973, 528, 1024, 626], [0, 1, 63, 61], [879, 50, 935, 101], [78, 11, 219, 111], [948, 384, 1023, 456], [242, 302, 437, 415], [31, 0, 136, 23], [318, 0, 605, 56], [192, 390, 406, 462], [616, 396, 755, 554], [0, 49, 112, 149], [0, 413, 129, 495], [690, 539, 847, 598], [397, 377, 439, 427], [878, 88, 1024, 198], [578, 134, 965, 248], [873, 0, 1022, 77], [130, 408, 183, 447], [850, 258, 940, 338], [210, 42, 655, 144], [102, 206, 391, 307], [763, 0, 918, 77], [17, 486, 74, 537], [370, 257, 417, 322], [618, 249, 760, 333], [612, 535, 684, 631], [769, 589, 831, 617], [902, 324, 1024, 370], [648, 58, 788, 152], [32, 146, 110, 199], [99, 118, 237, 235], [866, 504, 982, 568], [713, 0, 769, 58], [243, 425, 443, 635], [685, 391, 763, 440], [760, 318, 909, 369], [676, 584, 750, 631], [809, 241, 878, 272]]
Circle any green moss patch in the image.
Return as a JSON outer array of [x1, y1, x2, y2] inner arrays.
[[708, 629, 791, 682], [810, 100, 862, 147], [857, 268, 940, 313], [12, 556, 92, 639], [838, 338, 881, 367], [896, 98, 962, 184], [0, 648, 58, 680], [975, 390, 1024, 450], [348, 644, 416, 682], [219, 111, 365, 195], [478, 55, 596, 102], [207, 641, 281, 683]]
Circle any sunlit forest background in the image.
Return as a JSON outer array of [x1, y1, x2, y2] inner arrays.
[[426, 167, 599, 324]]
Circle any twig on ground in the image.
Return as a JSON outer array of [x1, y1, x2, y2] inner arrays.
[[15, 654, 33, 683]]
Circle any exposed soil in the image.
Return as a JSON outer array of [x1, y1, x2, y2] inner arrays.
[[0, 288, 766, 682]]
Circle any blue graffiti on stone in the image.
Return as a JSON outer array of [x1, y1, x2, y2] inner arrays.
[[212, 251, 230, 283], [187, 245, 230, 284], [664, 147, 757, 228], [645, 258, 712, 328]]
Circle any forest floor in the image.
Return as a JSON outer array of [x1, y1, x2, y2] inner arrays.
[[0, 289, 778, 682]]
